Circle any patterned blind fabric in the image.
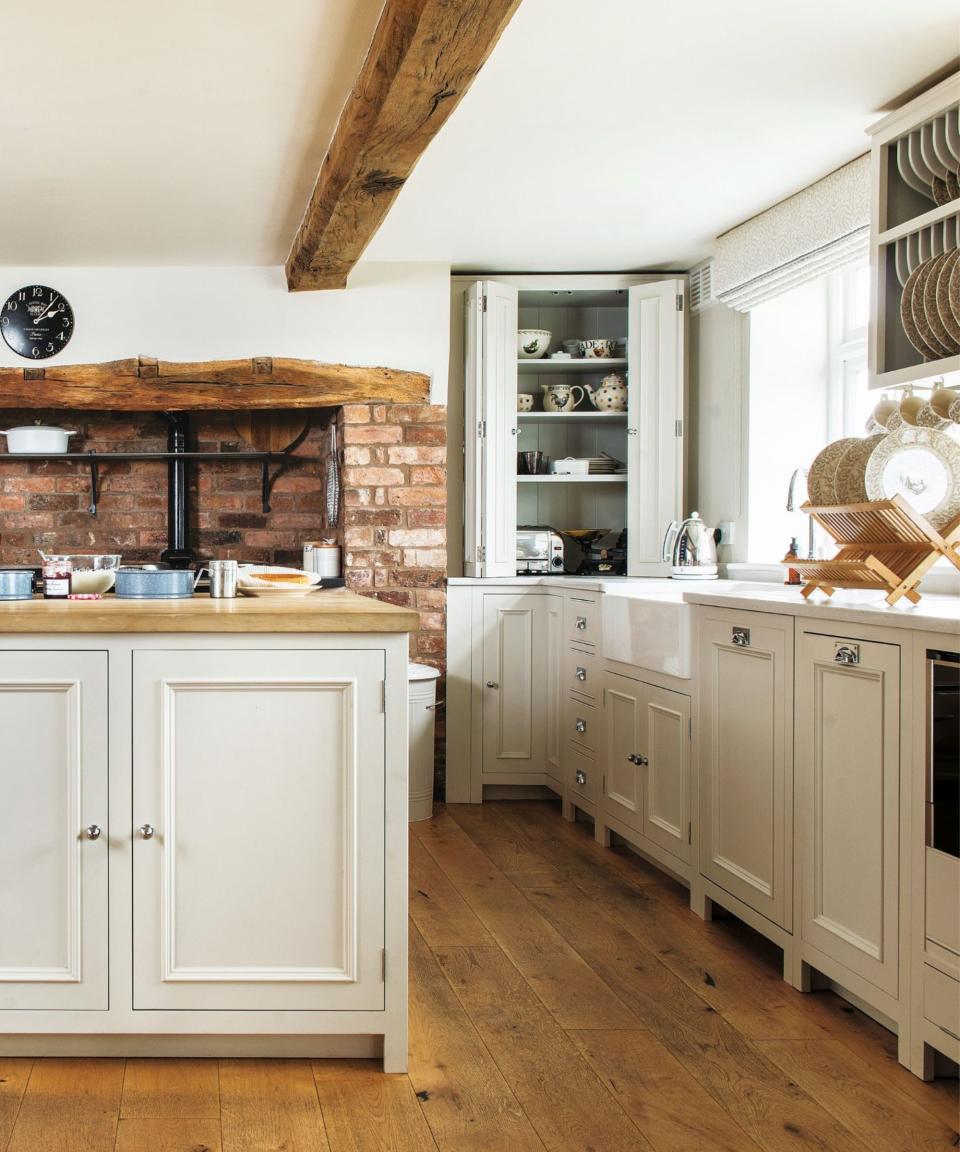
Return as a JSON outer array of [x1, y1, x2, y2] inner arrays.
[[714, 155, 870, 311]]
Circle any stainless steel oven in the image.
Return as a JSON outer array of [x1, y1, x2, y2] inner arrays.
[[928, 649, 959, 859]]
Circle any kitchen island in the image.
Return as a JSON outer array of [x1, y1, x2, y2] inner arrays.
[[0, 591, 417, 1072]]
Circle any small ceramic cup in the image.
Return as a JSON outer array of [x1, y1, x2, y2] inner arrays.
[[931, 385, 960, 422], [516, 393, 534, 412], [900, 390, 950, 429]]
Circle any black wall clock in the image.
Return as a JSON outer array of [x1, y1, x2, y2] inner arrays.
[[1, 285, 74, 359]]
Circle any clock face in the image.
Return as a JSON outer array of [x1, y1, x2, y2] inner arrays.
[[1, 285, 74, 359]]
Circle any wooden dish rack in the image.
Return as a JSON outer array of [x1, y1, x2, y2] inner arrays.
[[783, 496, 960, 605]]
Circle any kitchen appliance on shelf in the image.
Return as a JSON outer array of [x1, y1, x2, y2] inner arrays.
[[516, 527, 564, 575], [662, 512, 719, 579], [575, 528, 627, 576]]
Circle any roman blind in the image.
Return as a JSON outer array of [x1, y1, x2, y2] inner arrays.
[[713, 155, 870, 311]]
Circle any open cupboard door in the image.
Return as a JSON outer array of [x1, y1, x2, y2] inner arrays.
[[464, 280, 519, 577], [627, 279, 685, 572]]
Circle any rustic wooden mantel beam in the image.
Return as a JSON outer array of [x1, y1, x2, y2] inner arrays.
[[285, 0, 521, 291], [0, 356, 429, 410]]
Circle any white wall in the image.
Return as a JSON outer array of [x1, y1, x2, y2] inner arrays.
[[0, 263, 451, 404]]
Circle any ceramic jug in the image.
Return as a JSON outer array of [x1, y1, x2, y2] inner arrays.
[[540, 383, 585, 412], [591, 373, 627, 412]]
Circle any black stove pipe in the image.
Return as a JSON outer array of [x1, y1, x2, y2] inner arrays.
[[160, 412, 195, 568]]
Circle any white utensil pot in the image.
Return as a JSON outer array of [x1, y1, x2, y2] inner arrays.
[[0, 425, 77, 453]]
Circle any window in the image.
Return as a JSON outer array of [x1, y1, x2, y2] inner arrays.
[[746, 262, 869, 563]]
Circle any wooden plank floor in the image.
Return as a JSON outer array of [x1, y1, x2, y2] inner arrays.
[[2, 800, 957, 1152]]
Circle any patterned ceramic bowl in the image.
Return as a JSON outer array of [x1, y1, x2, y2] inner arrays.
[[517, 329, 551, 359]]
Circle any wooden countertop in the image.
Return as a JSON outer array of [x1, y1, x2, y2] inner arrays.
[[0, 590, 419, 634]]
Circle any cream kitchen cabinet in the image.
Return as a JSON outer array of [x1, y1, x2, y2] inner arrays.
[[0, 651, 108, 1011], [132, 648, 386, 1013], [796, 629, 902, 1002], [480, 591, 557, 784], [600, 670, 691, 874], [696, 608, 794, 934], [0, 622, 410, 1070], [461, 273, 685, 578]]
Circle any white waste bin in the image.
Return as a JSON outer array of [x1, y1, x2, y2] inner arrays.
[[408, 662, 441, 822]]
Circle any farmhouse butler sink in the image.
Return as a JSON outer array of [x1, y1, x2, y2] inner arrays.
[[602, 583, 693, 678]]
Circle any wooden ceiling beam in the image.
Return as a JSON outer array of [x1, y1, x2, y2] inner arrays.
[[286, 0, 521, 291], [0, 356, 429, 410]]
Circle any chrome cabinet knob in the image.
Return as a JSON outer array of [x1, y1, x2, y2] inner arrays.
[[628, 753, 648, 766], [138, 824, 155, 840], [575, 617, 587, 630], [834, 645, 859, 666], [575, 667, 587, 681], [575, 718, 587, 733], [84, 824, 102, 841], [485, 681, 499, 689], [731, 627, 750, 647], [575, 769, 587, 786]]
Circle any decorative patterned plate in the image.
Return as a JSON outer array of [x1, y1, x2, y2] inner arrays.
[[833, 435, 887, 503], [808, 437, 859, 505], [948, 170, 960, 201], [932, 176, 952, 205], [950, 256, 960, 343], [936, 249, 960, 346], [900, 261, 939, 359], [923, 252, 959, 354], [864, 427, 960, 529], [912, 258, 955, 359]]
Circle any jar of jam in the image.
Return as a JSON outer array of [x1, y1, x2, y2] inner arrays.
[[42, 557, 72, 599]]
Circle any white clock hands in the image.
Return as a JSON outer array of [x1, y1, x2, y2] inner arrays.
[[32, 297, 61, 325]]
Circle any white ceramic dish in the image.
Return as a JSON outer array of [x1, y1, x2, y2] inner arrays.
[[1, 425, 77, 453], [864, 426, 960, 529], [517, 329, 551, 359]]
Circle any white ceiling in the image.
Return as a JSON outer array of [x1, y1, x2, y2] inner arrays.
[[366, 0, 960, 270], [0, 0, 383, 266], [1, 0, 957, 272]]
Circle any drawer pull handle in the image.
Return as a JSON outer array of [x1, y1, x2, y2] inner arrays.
[[731, 627, 750, 647], [485, 681, 499, 689], [83, 824, 102, 841], [575, 616, 587, 630], [575, 769, 587, 786], [575, 718, 587, 733], [575, 667, 587, 681], [834, 645, 859, 666], [628, 753, 648, 766], [139, 824, 155, 840]]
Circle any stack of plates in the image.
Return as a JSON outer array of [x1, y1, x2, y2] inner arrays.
[[585, 457, 618, 475], [899, 248, 960, 360]]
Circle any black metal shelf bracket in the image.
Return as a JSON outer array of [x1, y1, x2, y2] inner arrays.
[[261, 461, 293, 514], [87, 451, 100, 517]]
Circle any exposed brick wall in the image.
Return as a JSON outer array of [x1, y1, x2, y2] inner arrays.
[[0, 402, 448, 791]]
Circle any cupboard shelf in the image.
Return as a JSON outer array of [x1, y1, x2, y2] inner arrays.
[[517, 358, 627, 374], [516, 411, 628, 423], [518, 474, 626, 483], [877, 200, 960, 246]]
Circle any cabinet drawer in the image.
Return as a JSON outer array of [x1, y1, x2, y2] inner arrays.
[[926, 848, 960, 963], [565, 646, 599, 699], [567, 741, 596, 805], [566, 596, 599, 646], [924, 963, 960, 1038], [565, 697, 597, 752]]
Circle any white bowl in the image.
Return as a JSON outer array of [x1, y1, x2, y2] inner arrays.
[[517, 329, 551, 359]]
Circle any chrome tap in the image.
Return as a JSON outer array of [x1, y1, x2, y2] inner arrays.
[[786, 468, 816, 559]]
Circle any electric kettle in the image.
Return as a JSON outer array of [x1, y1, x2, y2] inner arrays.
[[661, 512, 719, 579]]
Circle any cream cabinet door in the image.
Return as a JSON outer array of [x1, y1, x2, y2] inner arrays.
[[132, 649, 385, 1012], [544, 594, 563, 787], [796, 632, 900, 997], [0, 651, 108, 1010], [481, 593, 545, 776], [640, 682, 691, 864], [699, 610, 793, 929], [603, 671, 643, 834]]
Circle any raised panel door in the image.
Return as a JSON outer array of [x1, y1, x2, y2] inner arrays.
[[545, 594, 563, 786], [603, 672, 642, 834], [641, 683, 691, 864], [699, 610, 793, 929], [797, 632, 900, 996], [481, 594, 544, 776], [132, 649, 385, 1011], [0, 651, 108, 1010]]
